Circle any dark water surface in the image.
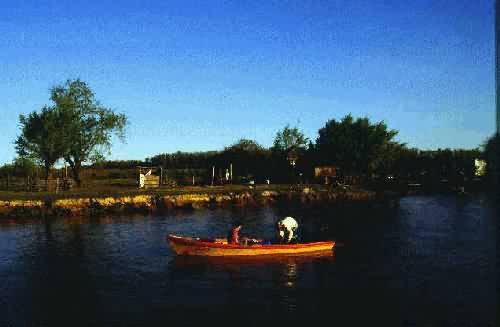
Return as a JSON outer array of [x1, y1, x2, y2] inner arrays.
[[0, 195, 498, 326]]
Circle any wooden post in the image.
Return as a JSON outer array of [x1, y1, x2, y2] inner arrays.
[[192, 175, 195, 186], [212, 166, 215, 186], [230, 163, 233, 184], [160, 167, 163, 186], [137, 166, 140, 188]]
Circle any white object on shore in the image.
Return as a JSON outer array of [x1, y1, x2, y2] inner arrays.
[[139, 174, 145, 188]]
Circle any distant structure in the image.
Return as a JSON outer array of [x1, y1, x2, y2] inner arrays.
[[314, 166, 339, 184], [474, 159, 487, 177], [137, 166, 162, 189]]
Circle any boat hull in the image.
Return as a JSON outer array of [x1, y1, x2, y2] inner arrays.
[[167, 234, 335, 257]]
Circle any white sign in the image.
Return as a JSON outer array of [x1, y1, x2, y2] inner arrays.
[[474, 159, 486, 177]]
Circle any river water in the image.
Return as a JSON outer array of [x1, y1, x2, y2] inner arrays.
[[0, 194, 498, 326]]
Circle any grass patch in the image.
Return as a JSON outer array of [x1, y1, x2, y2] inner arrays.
[[0, 184, 320, 201]]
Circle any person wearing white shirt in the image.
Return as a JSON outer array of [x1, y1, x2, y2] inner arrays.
[[277, 216, 299, 243]]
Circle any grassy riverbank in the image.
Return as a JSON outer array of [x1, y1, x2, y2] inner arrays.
[[0, 184, 372, 200], [0, 184, 284, 200], [0, 184, 387, 219]]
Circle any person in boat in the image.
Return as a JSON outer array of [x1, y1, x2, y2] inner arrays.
[[228, 221, 243, 244], [227, 221, 264, 245], [277, 216, 299, 244]]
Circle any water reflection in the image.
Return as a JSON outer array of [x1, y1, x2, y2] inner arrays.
[[284, 262, 297, 288], [168, 252, 334, 286], [0, 195, 497, 326], [168, 251, 334, 269], [167, 252, 335, 294], [166, 251, 335, 318]]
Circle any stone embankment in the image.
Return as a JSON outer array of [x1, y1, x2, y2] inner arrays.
[[0, 187, 383, 218]]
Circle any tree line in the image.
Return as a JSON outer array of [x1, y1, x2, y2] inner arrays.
[[5, 78, 498, 189], [143, 123, 488, 186]]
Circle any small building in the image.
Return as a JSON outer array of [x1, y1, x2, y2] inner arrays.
[[314, 166, 340, 184], [137, 166, 162, 189]]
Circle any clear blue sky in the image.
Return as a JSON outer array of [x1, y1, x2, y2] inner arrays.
[[0, 0, 495, 165]]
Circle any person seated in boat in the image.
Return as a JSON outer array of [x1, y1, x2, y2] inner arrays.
[[227, 221, 243, 244], [277, 216, 299, 244], [227, 221, 264, 245]]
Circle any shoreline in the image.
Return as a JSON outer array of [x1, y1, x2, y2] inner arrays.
[[0, 185, 392, 219]]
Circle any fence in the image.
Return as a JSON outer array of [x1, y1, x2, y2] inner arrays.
[[0, 176, 74, 192], [0, 176, 31, 192], [0, 166, 317, 192]]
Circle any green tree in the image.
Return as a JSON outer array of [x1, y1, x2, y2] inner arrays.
[[483, 133, 500, 189], [15, 106, 65, 181], [316, 114, 399, 177], [392, 147, 420, 179], [272, 125, 309, 153], [0, 163, 15, 178], [13, 156, 37, 177], [225, 139, 266, 153], [221, 139, 270, 180], [375, 142, 407, 176], [51, 79, 127, 186], [271, 125, 309, 183]]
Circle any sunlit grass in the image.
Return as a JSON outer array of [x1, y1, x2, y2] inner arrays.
[[0, 183, 342, 201]]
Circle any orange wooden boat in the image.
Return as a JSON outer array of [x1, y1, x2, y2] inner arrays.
[[167, 234, 335, 257]]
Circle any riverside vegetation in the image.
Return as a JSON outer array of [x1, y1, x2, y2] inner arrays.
[[0, 184, 387, 219]]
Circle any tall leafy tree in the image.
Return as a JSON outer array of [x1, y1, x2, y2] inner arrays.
[[51, 79, 127, 186], [271, 125, 309, 182], [221, 139, 270, 179], [13, 156, 37, 177], [272, 125, 309, 153], [316, 114, 399, 176], [225, 139, 266, 153], [15, 106, 65, 181]]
